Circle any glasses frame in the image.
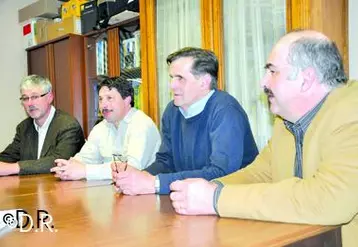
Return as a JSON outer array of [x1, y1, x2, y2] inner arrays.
[[111, 154, 128, 186], [112, 154, 128, 173], [20, 92, 49, 103]]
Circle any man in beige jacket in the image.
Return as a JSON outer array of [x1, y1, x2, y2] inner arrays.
[[170, 30, 358, 247]]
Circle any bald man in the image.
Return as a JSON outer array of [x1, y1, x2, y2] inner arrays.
[[170, 30, 358, 247]]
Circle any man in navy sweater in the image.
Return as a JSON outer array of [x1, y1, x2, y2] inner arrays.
[[112, 47, 258, 195]]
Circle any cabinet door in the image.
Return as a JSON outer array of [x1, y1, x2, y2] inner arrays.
[[84, 35, 104, 135], [52, 35, 85, 129], [27, 46, 49, 77], [53, 39, 72, 116]]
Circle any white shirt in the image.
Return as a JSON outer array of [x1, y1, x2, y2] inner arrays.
[[74, 108, 161, 180], [34, 106, 56, 159], [179, 90, 215, 119]]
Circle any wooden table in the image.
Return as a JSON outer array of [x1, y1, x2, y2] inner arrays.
[[0, 175, 341, 247]]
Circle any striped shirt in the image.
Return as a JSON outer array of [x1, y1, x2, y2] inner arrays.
[[212, 95, 329, 214], [284, 95, 328, 178]]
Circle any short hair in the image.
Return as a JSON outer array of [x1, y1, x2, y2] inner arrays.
[[98, 75, 135, 107], [20, 75, 52, 93], [287, 38, 347, 87], [166, 47, 218, 89]]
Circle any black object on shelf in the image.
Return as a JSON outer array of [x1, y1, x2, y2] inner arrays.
[[81, 1, 100, 34], [98, 0, 139, 29]]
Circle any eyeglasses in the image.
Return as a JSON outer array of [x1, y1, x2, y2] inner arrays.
[[20, 92, 49, 103], [111, 154, 128, 185], [112, 154, 128, 173]]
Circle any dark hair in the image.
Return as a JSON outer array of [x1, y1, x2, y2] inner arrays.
[[166, 47, 218, 89], [98, 75, 135, 107], [287, 38, 347, 87]]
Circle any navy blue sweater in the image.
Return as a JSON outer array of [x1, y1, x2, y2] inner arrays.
[[145, 90, 258, 194]]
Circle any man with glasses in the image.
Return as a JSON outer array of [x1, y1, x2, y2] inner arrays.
[[51, 76, 161, 181], [0, 75, 85, 176]]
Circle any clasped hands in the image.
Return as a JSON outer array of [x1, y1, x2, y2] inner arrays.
[[50, 158, 86, 180]]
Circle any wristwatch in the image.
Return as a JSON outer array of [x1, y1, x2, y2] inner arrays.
[[154, 176, 160, 193]]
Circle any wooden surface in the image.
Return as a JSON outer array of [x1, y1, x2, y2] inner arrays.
[[140, 0, 159, 126], [286, 0, 348, 74], [201, 0, 225, 91], [107, 28, 121, 77], [0, 175, 340, 247]]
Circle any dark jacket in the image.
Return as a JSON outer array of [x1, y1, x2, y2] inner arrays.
[[0, 110, 85, 175]]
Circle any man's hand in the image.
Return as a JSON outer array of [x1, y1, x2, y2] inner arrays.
[[0, 162, 20, 176], [111, 160, 128, 181], [51, 158, 86, 181], [170, 178, 217, 215], [112, 164, 155, 195]]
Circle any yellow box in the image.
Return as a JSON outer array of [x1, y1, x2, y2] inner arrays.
[[62, 0, 88, 19], [61, 2, 72, 19], [47, 16, 81, 41], [70, 0, 88, 17]]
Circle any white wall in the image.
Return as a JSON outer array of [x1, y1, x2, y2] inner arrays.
[[349, 0, 358, 80], [0, 0, 36, 150]]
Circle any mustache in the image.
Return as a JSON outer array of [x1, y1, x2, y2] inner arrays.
[[101, 109, 112, 114], [28, 106, 37, 110], [263, 86, 274, 97]]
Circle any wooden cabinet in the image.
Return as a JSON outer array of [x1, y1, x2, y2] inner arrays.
[[27, 34, 86, 133], [83, 15, 151, 134]]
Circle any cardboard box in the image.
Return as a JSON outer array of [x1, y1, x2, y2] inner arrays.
[[18, 0, 60, 23], [61, 0, 88, 19], [47, 16, 82, 41], [61, 2, 72, 19], [22, 18, 53, 48], [70, 0, 88, 17]]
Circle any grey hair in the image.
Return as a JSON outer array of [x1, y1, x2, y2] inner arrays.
[[287, 38, 347, 87], [20, 75, 52, 93]]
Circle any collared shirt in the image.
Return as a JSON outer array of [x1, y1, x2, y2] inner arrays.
[[284, 95, 328, 178], [75, 108, 161, 180], [34, 106, 56, 159], [179, 90, 215, 119], [212, 94, 329, 214]]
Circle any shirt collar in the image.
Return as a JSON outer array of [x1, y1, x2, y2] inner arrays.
[[179, 90, 215, 119], [284, 94, 329, 133], [105, 108, 137, 128], [34, 106, 56, 131]]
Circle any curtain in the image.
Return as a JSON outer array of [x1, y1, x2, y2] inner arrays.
[[156, 0, 202, 119], [223, 0, 286, 150]]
